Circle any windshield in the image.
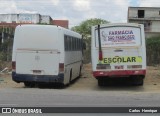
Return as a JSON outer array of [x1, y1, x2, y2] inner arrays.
[[95, 26, 141, 47]]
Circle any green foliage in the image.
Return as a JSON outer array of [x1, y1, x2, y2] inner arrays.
[[71, 18, 109, 63], [146, 37, 160, 48], [0, 52, 6, 61], [0, 27, 15, 35], [71, 18, 109, 39], [0, 39, 13, 61], [146, 36, 160, 65]]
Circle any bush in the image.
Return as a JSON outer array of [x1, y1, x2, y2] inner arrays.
[[146, 36, 160, 65], [0, 52, 7, 61]]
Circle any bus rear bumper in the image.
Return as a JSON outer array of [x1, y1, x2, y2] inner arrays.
[[12, 72, 64, 83], [93, 70, 146, 78]]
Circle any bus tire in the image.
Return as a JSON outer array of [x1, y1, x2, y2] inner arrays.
[[132, 76, 144, 86], [98, 78, 105, 86], [69, 69, 72, 83], [24, 82, 35, 87], [24, 82, 31, 87], [79, 66, 82, 77], [137, 77, 144, 86]]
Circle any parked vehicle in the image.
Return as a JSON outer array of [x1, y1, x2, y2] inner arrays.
[[91, 23, 146, 86], [12, 25, 84, 87]]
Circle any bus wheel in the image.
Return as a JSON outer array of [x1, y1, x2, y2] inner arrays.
[[79, 66, 82, 77], [24, 82, 35, 87], [24, 82, 31, 87], [69, 69, 72, 83], [98, 78, 105, 86], [132, 76, 144, 86]]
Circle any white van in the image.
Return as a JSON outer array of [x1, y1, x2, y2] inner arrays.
[[12, 25, 83, 87], [91, 23, 146, 86]]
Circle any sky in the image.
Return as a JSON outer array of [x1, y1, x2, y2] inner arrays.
[[0, 0, 160, 28]]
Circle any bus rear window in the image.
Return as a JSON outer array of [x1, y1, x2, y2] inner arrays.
[[95, 26, 141, 47]]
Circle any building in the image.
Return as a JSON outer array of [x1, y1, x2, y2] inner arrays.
[[0, 14, 52, 24], [0, 13, 69, 61], [128, 7, 160, 38], [0, 13, 68, 27], [0, 13, 69, 30], [52, 20, 69, 29], [0, 13, 69, 44]]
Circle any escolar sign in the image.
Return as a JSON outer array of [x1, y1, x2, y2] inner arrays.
[[101, 56, 142, 64]]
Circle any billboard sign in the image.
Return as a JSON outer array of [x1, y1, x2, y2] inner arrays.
[[95, 26, 141, 47]]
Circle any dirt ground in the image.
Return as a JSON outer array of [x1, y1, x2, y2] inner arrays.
[[1, 64, 160, 93]]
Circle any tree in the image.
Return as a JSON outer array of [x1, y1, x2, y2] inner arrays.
[[71, 18, 109, 40], [71, 18, 109, 63], [0, 27, 14, 61]]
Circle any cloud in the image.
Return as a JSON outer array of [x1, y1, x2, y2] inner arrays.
[[129, 0, 139, 6], [50, 0, 59, 6], [139, 0, 160, 7], [73, 0, 91, 11], [0, 0, 16, 13], [0, 0, 38, 14], [81, 0, 130, 23], [0, 0, 148, 28]]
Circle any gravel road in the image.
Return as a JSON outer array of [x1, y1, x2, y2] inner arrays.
[[0, 64, 160, 93]]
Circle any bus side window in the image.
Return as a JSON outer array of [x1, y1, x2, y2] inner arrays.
[[64, 35, 68, 51], [75, 38, 77, 51], [68, 36, 71, 51], [71, 37, 73, 51], [78, 39, 80, 51]]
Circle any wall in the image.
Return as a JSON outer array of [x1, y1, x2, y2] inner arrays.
[[0, 14, 17, 23], [40, 15, 51, 24], [52, 20, 69, 29], [0, 14, 52, 24], [128, 7, 160, 18], [151, 21, 160, 32], [144, 8, 160, 18], [0, 14, 69, 28], [128, 7, 160, 38], [18, 14, 40, 23], [128, 8, 138, 18]]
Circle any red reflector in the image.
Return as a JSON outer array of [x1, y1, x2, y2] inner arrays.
[[12, 61, 16, 70], [99, 51, 103, 61], [59, 63, 64, 72]]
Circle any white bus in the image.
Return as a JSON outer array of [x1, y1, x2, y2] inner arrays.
[[12, 25, 84, 87], [91, 23, 146, 86]]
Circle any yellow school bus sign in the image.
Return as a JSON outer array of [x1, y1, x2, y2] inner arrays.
[[99, 56, 142, 64]]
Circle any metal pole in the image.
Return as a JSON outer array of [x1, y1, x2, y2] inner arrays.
[[97, 25, 103, 61]]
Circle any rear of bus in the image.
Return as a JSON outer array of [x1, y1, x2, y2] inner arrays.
[[91, 23, 146, 86], [12, 25, 64, 86]]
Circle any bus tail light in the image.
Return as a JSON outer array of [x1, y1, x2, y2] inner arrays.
[[127, 65, 142, 69], [59, 63, 64, 73], [12, 61, 16, 71]]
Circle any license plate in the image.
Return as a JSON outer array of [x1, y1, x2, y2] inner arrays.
[[115, 66, 124, 69], [33, 70, 42, 74]]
